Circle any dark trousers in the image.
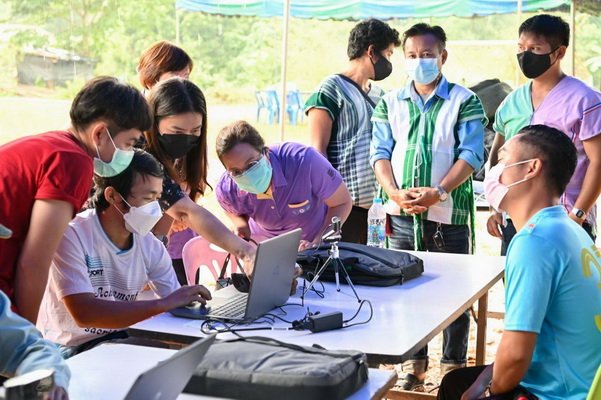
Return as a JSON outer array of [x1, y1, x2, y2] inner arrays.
[[341, 206, 368, 244], [501, 219, 596, 256], [437, 365, 538, 400], [388, 216, 470, 365]]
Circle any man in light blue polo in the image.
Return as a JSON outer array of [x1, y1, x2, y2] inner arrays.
[[370, 23, 486, 389], [439, 125, 601, 400], [215, 121, 352, 251]]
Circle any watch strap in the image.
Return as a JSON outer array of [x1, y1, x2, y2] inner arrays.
[[571, 207, 587, 220]]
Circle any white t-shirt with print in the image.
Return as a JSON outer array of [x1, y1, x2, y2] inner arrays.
[[37, 208, 179, 347]]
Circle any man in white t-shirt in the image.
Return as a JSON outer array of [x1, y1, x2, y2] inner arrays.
[[37, 149, 210, 356]]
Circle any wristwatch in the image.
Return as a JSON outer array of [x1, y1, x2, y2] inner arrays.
[[571, 207, 587, 221], [435, 185, 449, 202]]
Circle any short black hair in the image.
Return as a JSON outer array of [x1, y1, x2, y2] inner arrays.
[[347, 19, 401, 60], [216, 120, 266, 160], [515, 124, 576, 196], [92, 149, 164, 212], [519, 14, 570, 49], [402, 23, 447, 51], [70, 76, 152, 135]]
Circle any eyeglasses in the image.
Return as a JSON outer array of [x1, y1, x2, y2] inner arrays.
[[228, 156, 262, 178]]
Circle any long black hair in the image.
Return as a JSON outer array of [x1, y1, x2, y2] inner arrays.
[[145, 77, 209, 201]]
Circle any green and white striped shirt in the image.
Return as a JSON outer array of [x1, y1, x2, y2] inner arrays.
[[305, 74, 384, 209], [370, 76, 486, 226]]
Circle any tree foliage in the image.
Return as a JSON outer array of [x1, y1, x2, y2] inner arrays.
[[2, 1, 600, 101]]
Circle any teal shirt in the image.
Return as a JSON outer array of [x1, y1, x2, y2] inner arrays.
[[504, 206, 601, 399], [493, 82, 532, 139]]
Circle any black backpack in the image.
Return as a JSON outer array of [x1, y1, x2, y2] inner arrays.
[[297, 242, 424, 287]]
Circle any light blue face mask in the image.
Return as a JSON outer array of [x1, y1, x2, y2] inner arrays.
[[232, 156, 272, 194], [405, 58, 440, 85], [93, 128, 135, 177]]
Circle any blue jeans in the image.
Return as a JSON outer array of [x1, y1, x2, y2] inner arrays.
[[389, 215, 470, 366]]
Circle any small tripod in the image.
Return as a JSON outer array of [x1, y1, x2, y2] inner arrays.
[[301, 217, 362, 303]]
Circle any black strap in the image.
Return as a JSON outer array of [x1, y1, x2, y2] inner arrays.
[[336, 74, 377, 108], [217, 238, 258, 280], [223, 336, 363, 361]]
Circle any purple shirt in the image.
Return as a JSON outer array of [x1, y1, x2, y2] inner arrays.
[[530, 76, 601, 224], [216, 142, 343, 242], [167, 228, 197, 259]]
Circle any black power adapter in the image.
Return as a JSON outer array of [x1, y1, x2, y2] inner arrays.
[[307, 311, 343, 333]]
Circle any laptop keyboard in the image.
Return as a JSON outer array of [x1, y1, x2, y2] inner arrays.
[[210, 292, 248, 319]]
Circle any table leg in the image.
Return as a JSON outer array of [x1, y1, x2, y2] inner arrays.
[[475, 292, 488, 365]]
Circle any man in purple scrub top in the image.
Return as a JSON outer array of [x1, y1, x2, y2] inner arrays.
[[487, 14, 601, 254], [215, 121, 352, 251]]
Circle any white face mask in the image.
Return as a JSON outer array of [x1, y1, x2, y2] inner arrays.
[[483, 159, 534, 212], [114, 195, 162, 236]]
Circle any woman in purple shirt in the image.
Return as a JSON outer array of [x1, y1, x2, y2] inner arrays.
[[216, 121, 352, 251]]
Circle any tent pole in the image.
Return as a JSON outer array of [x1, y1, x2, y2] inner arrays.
[[515, 0, 523, 86], [175, 7, 181, 44], [570, 0, 576, 76], [279, 0, 291, 140]]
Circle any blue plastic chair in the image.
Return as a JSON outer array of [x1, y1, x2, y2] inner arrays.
[[286, 89, 303, 125], [254, 91, 267, 122], [264, 89, 280, 125]]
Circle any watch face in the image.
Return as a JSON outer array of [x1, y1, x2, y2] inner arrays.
[[576, 210, 585, 218], [437, 186, 448, 201]]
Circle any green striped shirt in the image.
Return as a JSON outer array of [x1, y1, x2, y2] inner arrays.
[[371, 77, 486, 227], [305, 74, 384, 209]]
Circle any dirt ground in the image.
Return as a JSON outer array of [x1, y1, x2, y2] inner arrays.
[[381, 279, 505, 395]]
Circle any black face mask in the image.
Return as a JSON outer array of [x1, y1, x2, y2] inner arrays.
[[158, 133, 201, 159], [371, 53, 393, 81], [517, 48, 559, 79]]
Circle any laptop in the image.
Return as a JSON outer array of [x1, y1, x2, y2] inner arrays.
[[123, 334, 216, 400], [205, 228, 301, 322]]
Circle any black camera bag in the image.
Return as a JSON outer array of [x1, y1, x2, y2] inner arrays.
[[184, 336, 368, 400], [297, 242, 424, 287]]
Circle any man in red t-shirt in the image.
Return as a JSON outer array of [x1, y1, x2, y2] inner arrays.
[[0, 76, 151, 323]]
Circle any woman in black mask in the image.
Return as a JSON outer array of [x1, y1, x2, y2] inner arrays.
[[145, 78, 255, 284]]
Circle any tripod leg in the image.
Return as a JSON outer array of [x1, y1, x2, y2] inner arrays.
[[334, 261, 340, 292], [301, 257, 333, 299], [335, 258, 362, 302]]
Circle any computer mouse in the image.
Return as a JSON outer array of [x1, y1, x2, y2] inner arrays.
[[187, 302, 210, 314], [169, 302, 211, 319]]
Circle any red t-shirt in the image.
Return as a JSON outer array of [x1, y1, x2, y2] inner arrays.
[[0, 130, 93, 300]]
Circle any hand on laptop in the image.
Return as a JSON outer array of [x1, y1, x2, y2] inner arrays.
[[298, 240, 319, 252], [162, 285, 212, 310], [290, 264, 303, 295]]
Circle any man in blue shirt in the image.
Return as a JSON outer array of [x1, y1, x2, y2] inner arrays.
[[438, 124, 601, 400], [0, 290, 70, 399]]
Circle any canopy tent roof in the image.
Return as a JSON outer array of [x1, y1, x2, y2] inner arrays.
[[175, 0, 573, 138], [176, 0, 569, 19]]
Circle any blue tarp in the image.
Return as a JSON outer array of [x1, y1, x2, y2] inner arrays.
[[176, 0, 570, 19]]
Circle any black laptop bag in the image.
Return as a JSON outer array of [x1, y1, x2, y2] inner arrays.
[[297, 242, 424, 287], [184, 336, 368, 400]]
